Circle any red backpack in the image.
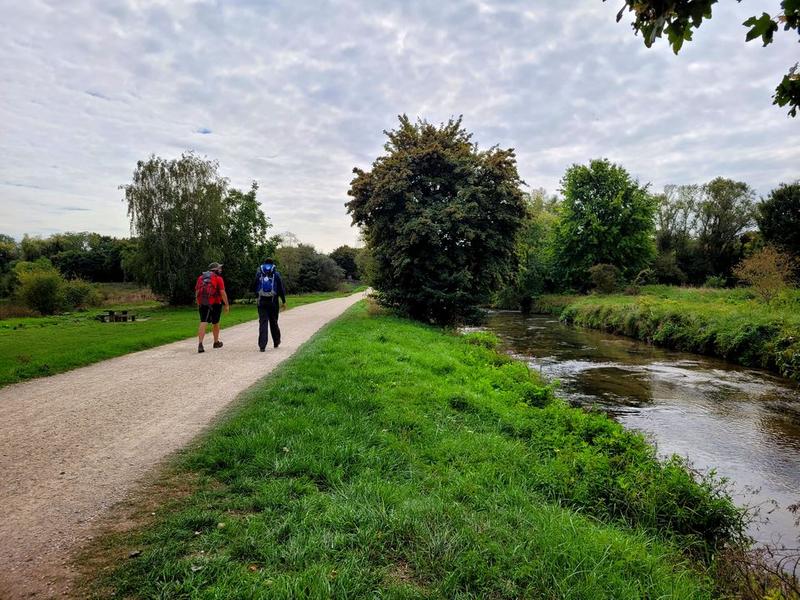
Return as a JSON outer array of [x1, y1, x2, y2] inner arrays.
[[197, 271, 216, 306]]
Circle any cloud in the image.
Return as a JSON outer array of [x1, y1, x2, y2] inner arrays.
[[0, 0, 797, 250]]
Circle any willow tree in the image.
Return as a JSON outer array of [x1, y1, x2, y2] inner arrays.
[[346, 116, 526, 325]]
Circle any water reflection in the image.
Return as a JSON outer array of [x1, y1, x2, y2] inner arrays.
[[487, 311, 800, 549]]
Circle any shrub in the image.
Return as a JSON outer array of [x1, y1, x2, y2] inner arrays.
[[704, 275, 727, 288], [588, 264, 621, 294], [733, 246, 798, 303], [62, 279, 102, 310], [16, 269, 64, 315]]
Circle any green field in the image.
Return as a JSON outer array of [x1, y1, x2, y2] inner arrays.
[[80, 302, 744, 599], [534, 285, 800, 382], [0, 289, 362, 388]]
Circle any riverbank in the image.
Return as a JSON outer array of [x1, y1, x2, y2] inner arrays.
[[0, 287, 364, 388], [78, 302, 746, 599], [533, 286, 800, 382]]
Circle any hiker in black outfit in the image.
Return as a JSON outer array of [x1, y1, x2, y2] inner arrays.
[[253, 258, 286, 352]]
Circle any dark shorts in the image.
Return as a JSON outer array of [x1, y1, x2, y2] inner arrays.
[[198, 303, 223, 324]]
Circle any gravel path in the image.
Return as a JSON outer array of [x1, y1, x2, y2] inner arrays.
[[0, 292, 365, 598]]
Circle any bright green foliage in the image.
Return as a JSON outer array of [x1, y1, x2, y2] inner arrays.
[[554, 159, 657, 289], [329, 245, 360, 279], [89, 304, 744, 598], [758, 181, 800, 256], [536, 285, 800, 381], [15, 264, 64, 315], [123, 153, 275, 305], [607, 0, 800, 116], [347, 116, 526, 325], [61, 279, 102, 310], [0, 289, 357, 387], [496, 190, 561, 311]]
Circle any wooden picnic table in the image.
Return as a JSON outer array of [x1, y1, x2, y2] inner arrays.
[[96, 309, 136, 323]]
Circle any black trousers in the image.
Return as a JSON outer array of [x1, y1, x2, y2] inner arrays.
[[257, 298, 281, 349]]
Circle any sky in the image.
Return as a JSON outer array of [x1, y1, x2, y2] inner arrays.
[[1, 1, 798, 252]]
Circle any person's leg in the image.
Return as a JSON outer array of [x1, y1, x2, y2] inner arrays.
[[198, 321, 207, 344], [198, 306, 208, 352], [268, 300, 281, 347], [211, 304, 223, 347], [257, 300, 269, 350]]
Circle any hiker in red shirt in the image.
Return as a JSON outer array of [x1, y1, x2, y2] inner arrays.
[[195, 262, 230, 353]]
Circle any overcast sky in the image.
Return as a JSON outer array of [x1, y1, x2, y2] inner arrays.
[[1, 1, 798, 251]]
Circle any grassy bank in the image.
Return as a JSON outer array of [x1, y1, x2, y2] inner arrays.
[[80, 302, 744, 599], [0, 289, 361, 388], [534, 286, 800, 382]]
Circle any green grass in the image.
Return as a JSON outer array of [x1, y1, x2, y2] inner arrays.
[[83, 303, 745, 599], [534, 285, 800, 381], [0, 289, 362, 388]]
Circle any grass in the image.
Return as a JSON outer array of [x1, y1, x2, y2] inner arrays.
[[80, 302, 745, 599], [534, 285, 800, 382], [0, 289, 363, 388]]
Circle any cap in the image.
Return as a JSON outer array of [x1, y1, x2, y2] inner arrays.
[[208, 262, 223, 271]]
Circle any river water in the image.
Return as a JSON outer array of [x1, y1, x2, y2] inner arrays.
[[485, 311, 800, 550]]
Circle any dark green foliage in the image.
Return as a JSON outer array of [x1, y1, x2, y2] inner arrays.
[[347, 116, 526, 325], [554, 159, 657, 289], [275, 244, 345, 293], [329, 245, 360, 279], [589, 263, 621, 293], [607, 0, 800, 116], [0, 234, 19, 297], [757, 181, 800, 256], [91, 305, 744, 598], [123, 153, 275, 304], [696, 177, 756, 279], [220, 183, 280, 301], [61, 279, 102, 310], [16, 267, 64, 315]]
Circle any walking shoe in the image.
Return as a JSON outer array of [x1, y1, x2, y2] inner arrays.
[[198, 343, 205, 353], [274, 341, 280, 348], [213, 341, 223, 349], [259, 347, 266, 352]]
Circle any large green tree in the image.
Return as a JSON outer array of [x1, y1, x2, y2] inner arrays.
[[757, 181, 800, 256], [554, 159, 657, 289], [329, 245, 360, 279], [347, 116, 526, 325], [696, 177, 756, 278], [607, 0, 800, 116], [123, 153, 273, 304]]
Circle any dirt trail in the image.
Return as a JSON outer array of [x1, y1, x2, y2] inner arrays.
[[0, 292, 365, 598]]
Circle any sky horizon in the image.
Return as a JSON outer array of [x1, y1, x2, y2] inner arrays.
[[2, 1, 798, 252]]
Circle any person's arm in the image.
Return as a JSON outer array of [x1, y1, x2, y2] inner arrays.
[[221, 289, 230, 313], [278, 273, 286, 304]]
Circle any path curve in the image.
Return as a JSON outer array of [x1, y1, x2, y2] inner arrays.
[[0, 292, 365, 598]]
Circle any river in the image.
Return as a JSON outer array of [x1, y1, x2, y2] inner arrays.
[[485, 311, 800, 551]]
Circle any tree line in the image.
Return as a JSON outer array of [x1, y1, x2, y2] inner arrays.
[[347, 116, 799, 325], [1, 153, 367, 314]]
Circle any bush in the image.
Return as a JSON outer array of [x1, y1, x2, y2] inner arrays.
[[588, 264, 621, 294], [704, 275, 727, 288], [62, 279, 102, 310], [16, 269, 64, 315], [733, 246, 798, 303]]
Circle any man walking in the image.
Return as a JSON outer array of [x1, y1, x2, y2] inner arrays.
[[196, 262, 229, 353], [253, 258, 286, 352]]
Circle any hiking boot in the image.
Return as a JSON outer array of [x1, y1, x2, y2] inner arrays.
[[213, 341, 223, 349], [198, 343, 205, 353]]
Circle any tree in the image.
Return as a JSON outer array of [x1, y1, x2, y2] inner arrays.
[[346, 115, 526, 325], [757, 181, 800, 256], [554, 159, 657, 289], [123, 153, 273, 304], [274, 243, 316, 292], [221, 183, 280, 300], [607, 0, 800, 116], [733, 245, 797, 303], [329, 245, 360, 279], [696, 177, 756, 279], [297, 254, 344, 292]]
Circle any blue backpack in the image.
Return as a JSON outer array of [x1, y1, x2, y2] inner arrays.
[[258, 266, 276, 298]]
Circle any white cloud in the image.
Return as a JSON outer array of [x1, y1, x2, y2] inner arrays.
[[0, 0, 797, 251]]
